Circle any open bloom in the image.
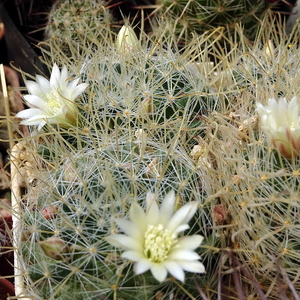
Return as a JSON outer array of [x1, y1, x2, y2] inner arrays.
[[257, 97, 300, 158], [16, 63, 88, 130], [106, 190, 205, 282]]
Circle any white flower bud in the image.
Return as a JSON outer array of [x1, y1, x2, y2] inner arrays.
[[116, 25, 140, 55]]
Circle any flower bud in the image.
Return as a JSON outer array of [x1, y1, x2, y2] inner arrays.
[[116, 25, 140, 55], [41, 205, 58, 220], [39, 237, 68, 260], [264, 40, 275, 58]]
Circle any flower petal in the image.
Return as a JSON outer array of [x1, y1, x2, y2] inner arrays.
[[133, 258, 152, 275], [174, 224, 189, 234], [105, 234, 142, 252], [115, 218, 143, 240], [121, 250, 144, 262], [20, 119, 46, 128], [50, 63, 62, 88], [25, 80, 49, 99], [150, 263, 168, 282], [177, 235, 204, 250], [37, 120, 47, 130], [166, 201, 197, 232], [23, 95, 49, 110], [159, 190, 175, 226], [69, 83, 89, 99], [16, 108, 47, 119], [176, 260, 205, 274], [164, 260, 185, 282], [35, 75, 53, 95], [146, 193, 159, 225], [129, 202, 147, 233], [60, 65, 69, 83], [67, 77, 80, 90], [169, 249, 201, 261], [288, 97, 299, 126]]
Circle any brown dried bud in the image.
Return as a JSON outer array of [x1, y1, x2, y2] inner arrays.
[[211, 204, 228, 226]]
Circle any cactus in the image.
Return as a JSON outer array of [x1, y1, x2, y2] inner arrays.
[[13, 25, 228, 300], [186, 21, 300, 298], [154, 0, 272, 43], [45, 0, 114, 55], [20, 136, 213, 299]]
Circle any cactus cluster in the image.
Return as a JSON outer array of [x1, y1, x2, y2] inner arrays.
[[9, 1, 300, 299]]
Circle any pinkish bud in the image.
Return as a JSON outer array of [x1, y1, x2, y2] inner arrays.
[[39, 237, 68, 260], [41, 205, 58, 220]]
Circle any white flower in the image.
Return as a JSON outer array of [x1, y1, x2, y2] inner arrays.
[[106, 190, 205, 282], [116, 25, 140, 55], [16, 63, 88, 130], [257, 97, 300, 158]]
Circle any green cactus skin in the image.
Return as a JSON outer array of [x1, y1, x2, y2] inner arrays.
[[45, 0, 113, 54], [155, 0, 271, 43]]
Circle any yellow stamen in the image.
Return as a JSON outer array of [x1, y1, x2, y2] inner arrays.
[[144, 224, 177, 263]]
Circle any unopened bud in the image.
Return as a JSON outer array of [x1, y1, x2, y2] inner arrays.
[[39, 237, 68, 260], [116, 25, 140, 55], [264, 40, 275, 58]]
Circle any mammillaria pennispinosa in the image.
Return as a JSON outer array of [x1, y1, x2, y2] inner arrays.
[[11, 5, 300, 299]]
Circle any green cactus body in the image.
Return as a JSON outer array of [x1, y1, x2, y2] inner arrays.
[[79, 48, 218, 147], [45, 0, 113, 54], [17, 31, 225, 299], [20, 139, 214, 299], [188, 24, 300, 298], [156, 0, 269, 42]]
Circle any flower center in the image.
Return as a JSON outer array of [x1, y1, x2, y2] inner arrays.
[[144, 224, 177, 263], [46, 90, 62, 114]]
